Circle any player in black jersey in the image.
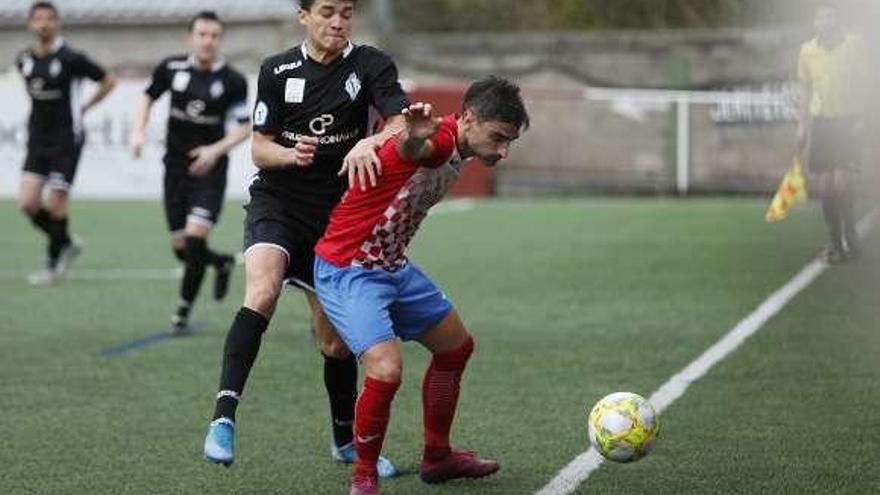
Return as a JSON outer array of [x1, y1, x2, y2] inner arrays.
[[203, 0, 408, 478], [16, 1, 116, 285], [130, 11, 251, 334]]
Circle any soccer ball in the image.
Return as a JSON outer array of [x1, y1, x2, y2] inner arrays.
[[588, 392, 659, 463]]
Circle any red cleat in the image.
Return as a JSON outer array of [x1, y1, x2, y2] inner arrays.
[[349, 473, 380, 495], [419, 450, 501, 484]]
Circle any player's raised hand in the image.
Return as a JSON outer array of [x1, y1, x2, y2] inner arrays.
[[289, 135, 318, 167], [402, 102, 440, 140], [339, 138, 382, 191]]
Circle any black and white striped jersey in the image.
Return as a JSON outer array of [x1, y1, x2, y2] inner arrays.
[[145, 54, 249, 164], [16, 38, 106, 148]]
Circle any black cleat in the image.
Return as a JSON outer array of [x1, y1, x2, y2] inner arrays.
[[823, 247, 846, 265], [213, 256, 235, 301]]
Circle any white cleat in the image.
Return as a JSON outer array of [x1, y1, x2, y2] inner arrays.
[[54, 235, 83, 280], [27, 268, 59, 286]]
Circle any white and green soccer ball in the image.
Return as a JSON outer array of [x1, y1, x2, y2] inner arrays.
[[588, 392, 659, 463]]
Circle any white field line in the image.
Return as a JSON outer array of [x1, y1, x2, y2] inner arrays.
[[536, 210, 877, 495], [0, 268, 183, 281]]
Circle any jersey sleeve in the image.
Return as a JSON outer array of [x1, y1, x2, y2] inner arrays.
[[227, 73, 250, 125], [421, 120, 457, 168], [253, 60, 282, 135], [70, 51, 107, 81], [365, 50, 409, 118], [144, 60, 170, 100]]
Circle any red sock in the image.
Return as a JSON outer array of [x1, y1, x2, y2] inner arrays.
[[422, 336, 475, 462], [354, 376, 400, 477]]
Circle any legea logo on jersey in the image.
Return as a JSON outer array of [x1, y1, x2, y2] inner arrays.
[[172, 71, 191, 92], [186, 100, 206, 118], [273, 61, 302, 75], [210, 80, 225, 99], [345, 72, 361, 101], [29, 78, 44, 92], [309, 114, 335, 135]]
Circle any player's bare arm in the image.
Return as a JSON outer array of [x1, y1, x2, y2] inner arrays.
[[130, 95, 156, 158], [339, 114, 405, 191], [188, 124, 252, 177], [81, 73, 117, 116], [398, 102, 441, 164], [251, 131, 319, 169]]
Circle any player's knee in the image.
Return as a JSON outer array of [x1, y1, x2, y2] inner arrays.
[[369, 359, 402, 383], [46, 190, 67, 214], [244, 281, 281, 316], [319, 336, 350, 360], [18, 198, 40, 216]]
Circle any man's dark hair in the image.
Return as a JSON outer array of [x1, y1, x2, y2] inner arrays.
[[463, 76, 530, 130], [189, 10, 223, 31], [299, 0, 357, 11], [29, 1, 58, 18]]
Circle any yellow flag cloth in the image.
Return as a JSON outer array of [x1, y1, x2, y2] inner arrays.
[[765, 157, 808, 222]]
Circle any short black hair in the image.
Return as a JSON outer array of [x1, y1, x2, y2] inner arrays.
[[188, 10, 223, 31], [463, 76, 530, 130], [299, 0, 357, 11], [29, 1, 57, 18]]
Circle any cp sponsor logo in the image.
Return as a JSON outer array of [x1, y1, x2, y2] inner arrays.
[[186, 100, 206, 118], [309, 114, 334, 135]]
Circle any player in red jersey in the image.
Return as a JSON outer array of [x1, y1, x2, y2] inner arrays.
[[313, 76, 529, 495]]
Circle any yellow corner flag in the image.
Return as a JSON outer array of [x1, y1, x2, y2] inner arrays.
[[765, 157, 808, 222]]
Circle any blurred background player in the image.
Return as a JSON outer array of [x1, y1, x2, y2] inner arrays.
[[16, 1, 116, 285], [313, 76, 529, 495], [797, 2, 867, 263], [130, 11, 250, 334], [202, 0, 407, 477]]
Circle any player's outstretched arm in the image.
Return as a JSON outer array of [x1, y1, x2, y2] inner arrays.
[[130, 95, 155, 158], [398, 102, 441, 164], [339, 114, 405, 191], [251, 131, 318, 170]]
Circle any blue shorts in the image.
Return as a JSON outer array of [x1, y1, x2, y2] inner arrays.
[[314, 256, 454, 357]]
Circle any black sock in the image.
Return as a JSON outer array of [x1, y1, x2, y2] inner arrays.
[[213, 307, 269, 421], [173, 247, 187, 263], [181, 236, 208, 305], [839, 190, 858, 251], [28, 208, 51, 235], [47, 217, 71, 267], [323, 351, 357, 447], [822, 195, 844, 251], [205, 247, 231, 269]]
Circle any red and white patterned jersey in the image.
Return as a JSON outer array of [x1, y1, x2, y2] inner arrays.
[[316, 114, 464, 270]]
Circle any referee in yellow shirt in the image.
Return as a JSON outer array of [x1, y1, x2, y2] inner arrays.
[[797, 3, 866, 263]]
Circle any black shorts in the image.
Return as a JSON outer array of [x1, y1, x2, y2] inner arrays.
[[163, 158, 228, 234], [22, 135, 84, 190], [809, 117, 860, 173], [243, 183, 336, 291]]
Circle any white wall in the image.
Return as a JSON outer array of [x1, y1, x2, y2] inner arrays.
[[0, 72, 258, 199]]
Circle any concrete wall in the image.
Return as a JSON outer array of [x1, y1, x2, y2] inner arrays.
[[0, 24, 823, 197]]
